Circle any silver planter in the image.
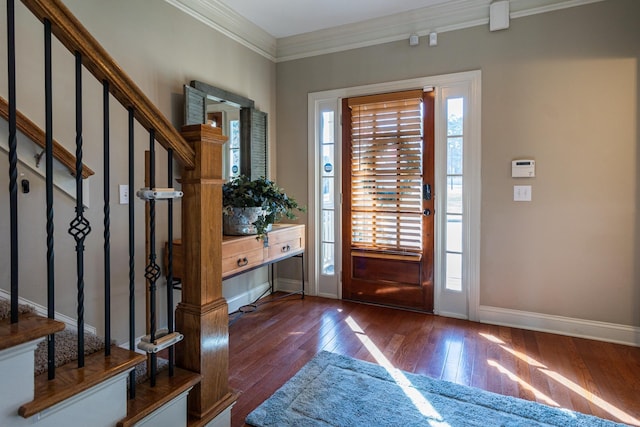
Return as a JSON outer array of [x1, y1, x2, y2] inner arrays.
[[223, 207, 272, 236]]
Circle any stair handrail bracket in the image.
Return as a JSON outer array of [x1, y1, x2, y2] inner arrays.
[[19, 0, 196, 170]]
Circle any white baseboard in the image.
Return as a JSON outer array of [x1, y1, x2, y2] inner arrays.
[[478, 305, 640, 347], [274, 278, 306, 295], [317, 292, 337, 299], [435, 310, 469, 320], [0, 289, 97, 335], [226, 281, 271, 313]]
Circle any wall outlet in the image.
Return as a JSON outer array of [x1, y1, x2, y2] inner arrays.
[[119, 184, 129, 205]]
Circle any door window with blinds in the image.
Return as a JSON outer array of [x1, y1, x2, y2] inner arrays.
[[348, 90, 424, 255]]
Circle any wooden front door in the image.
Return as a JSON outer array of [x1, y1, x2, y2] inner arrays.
[[342, 89, 435, 312]]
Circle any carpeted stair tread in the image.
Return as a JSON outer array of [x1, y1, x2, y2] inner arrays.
[[34, 327, 171, 384], [0, 298, 36, 320], [34, 328, 106, 375]]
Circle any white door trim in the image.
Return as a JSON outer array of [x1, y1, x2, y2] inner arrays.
[[307, 70, 481, 319]]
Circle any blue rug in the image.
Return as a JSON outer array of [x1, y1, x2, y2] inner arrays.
[[246, 351, 628, 427]]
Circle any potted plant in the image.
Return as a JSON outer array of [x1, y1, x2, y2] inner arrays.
[[222, 175, 305, 240]]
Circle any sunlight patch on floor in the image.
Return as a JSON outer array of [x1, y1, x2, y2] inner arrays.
[[345, 316, 451, 427], [498, 345, 547, 368], [481, 333, 640, 426], [487, 359, 560, 407], [539, 368, 640, 426]]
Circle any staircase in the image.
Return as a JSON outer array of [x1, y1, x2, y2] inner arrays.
[[0, 294, 202, 427], [1, 0, 234, 426]]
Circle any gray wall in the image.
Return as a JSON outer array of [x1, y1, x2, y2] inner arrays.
[[0, 0, 275, 343], [276, 0, 640, 326]]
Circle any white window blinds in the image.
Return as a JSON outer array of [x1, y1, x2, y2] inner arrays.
[[348, 90, 424, 254]]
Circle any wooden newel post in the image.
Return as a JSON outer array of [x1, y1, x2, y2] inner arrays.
[[176, 124, 236, 422]]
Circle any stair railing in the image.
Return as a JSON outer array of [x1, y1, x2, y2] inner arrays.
[[5, 0, 235, 422], [5, 0, 194, 393]]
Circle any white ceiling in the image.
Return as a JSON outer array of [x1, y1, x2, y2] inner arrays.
[[217, 0, 452, 38], [166, 0, 606, 61]]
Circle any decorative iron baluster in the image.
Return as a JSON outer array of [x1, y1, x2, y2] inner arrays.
[[7, 0, 18, 325], [128, 107, 136, 398], [44, 18, 56, 379], [103, 80, 111, 356], [166, 149, 175, 376], [145, 130, 161, 387], [68, 51, 91, 368]]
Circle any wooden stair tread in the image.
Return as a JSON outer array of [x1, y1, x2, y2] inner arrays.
[[117, 367, 201, 427], [19, 345, 145, 418], [0, 313, 65, 351]]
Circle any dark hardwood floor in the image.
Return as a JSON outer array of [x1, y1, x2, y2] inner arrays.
[[228, 295, 640, 426]]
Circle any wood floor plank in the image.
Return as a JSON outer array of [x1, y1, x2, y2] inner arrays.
[[228, 295, 640, 427]]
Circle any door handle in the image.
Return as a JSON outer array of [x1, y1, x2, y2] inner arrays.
[[423, 209, 431, 216]]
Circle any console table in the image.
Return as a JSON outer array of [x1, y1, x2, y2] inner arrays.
[[166, 224, 305, 296]]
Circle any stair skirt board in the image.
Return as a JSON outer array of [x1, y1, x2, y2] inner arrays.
[[131, 389, 192, 427], [204, 403, 234, 427], [5, 369, 132, 427], [0, 340, 41, 423]]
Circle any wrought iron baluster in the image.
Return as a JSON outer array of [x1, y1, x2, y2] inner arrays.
[[7, 0, 18, 325], [167, 149, 175, 376], [128, 107, 136, 398], [145, 130, 161, 387], [103, 80, 111, 356], [44, 18, 56, 379], [68, 51, 91, 368]]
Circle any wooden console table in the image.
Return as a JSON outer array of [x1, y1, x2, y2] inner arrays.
[[166, 224, 305, 296]]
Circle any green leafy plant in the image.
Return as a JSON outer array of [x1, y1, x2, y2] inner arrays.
[[222, 175, 305, 239]]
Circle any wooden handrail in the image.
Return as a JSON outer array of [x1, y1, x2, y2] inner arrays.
[[20, 0, 196, 170], [0, 96, 94, 179]]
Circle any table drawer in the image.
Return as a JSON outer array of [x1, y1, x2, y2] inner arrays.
[[222, 235, 264, 254], [222, 247, 265, 277], [267, 226, 304, 245], [267, 237, 302, 261]]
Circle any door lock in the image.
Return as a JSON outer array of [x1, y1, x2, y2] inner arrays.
[[423, 184, 432, 200]]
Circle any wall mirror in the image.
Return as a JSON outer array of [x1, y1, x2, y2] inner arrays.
[[184, 80, 267, 180]]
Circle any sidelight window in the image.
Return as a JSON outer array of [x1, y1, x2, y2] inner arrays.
[[445, 98, 464, 291]]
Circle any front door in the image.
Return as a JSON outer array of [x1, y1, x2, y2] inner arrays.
[[341, 89, 435, 312]]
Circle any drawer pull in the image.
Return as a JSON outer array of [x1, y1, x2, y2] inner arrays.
[[282, 244, 291, 253], [237, 257, 249, 267]]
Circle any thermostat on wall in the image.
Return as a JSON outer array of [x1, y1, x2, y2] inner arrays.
[[512, 159, 535, 178]]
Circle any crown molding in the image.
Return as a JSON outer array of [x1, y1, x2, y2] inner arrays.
[[166, 0, 607, 63], [276, 0, 607, 62], [164, 0, 277, 61]]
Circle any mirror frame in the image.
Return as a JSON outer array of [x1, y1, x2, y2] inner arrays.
[[184, 80, 267, 179]]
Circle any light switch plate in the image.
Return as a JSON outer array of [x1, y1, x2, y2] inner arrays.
[[514, 185, 531, 202], [119, 184, 129, 205]]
